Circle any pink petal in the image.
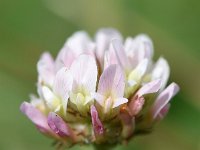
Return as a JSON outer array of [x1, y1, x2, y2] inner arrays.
[[112, 39, 131, 71], [128, 77, 160, 116], [157, 104, 170, 120], [128, 96, 145, 116], [47, 112, 72, 138], [20, 102, 51, 133], [37, 52, 55, 86], [98, 64, 125, 97], [137, 79, 161, 97], [70, 54, 97, 93], [90, 105, 104, 136], [152, 82, 179, 119]]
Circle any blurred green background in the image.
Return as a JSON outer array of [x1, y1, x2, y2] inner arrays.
[[0, 0, 200, 150]]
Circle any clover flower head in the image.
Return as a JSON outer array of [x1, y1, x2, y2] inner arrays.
[[20, 28, 179, 149]]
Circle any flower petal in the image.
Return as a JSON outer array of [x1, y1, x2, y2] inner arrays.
[[157, 104, 170, 120], [55, 46, 75, 70], [124, 34, 153, 67], [112, 97, 128, 108], [20, 102, 51, 133], [42, 86, 55, 105], [112, 39, 131, 71], [152, 57, 170, 90], [137, 79, 161, 97], [67, 31, 95, 55], [128, 58, 149, 82], [70, 54, 97, 92], [47, 112, 72, 137], [128, 96, 145, 116], [92, 92, 105, 107], [152, 82, 179, 119], [98, 64, 125, 97], [103, 48, 118, 70], [95, 28, 122, 64], [41, 86, 61, 112], [37, 52, 55, 86], [134, 34, 153, 60], [53, 67, 73, 114], [90, 105, 104, 136]]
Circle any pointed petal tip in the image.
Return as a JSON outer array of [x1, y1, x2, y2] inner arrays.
[[20, 101, 28, 113], [152, 82, 180, 119], [90, 105, 104, 136], [152, 57, 170, 90], [20, 101, 52, 134], [137, 79, 162, 97], [111, 39, 131, 70]]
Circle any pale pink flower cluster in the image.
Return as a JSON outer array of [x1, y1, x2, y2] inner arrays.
[[20, 28, 179, 148]]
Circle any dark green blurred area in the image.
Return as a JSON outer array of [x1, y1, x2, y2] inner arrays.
[[0, 0, 200, 150]]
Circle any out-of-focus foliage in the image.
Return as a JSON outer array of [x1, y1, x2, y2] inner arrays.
[[0, 0, 199, 150]]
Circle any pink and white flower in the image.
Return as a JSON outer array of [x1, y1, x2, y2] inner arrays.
[[20, 28, 179, 148]]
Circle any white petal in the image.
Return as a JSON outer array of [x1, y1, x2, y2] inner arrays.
[[41, 86, 60, 112], [134, 34, 153, 60], [128, 58, 149, 82], [124, 34, 153, 67], [127, 80, 137, 87], [53, 67, 73, 99], [103, 46, 118, 70], [92, 92, 105, 107], [30, 94, 41, 106], [53, 67, 73, 114], [98, 64, 125, 97], [70, 54, 97, 93], [42, 86, 55, 104], [113, 97, 128, 108], [152, 57, 170, 90], [95, 28, 122, 63], [55, 46, 75, 70], [66, 31, 95, 55], [112, 39, 131, 71], [152, 82, 179, 119], [103, 51, 111, 70], [137, 79, 161, 97], [37, 52, 55, 86]]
